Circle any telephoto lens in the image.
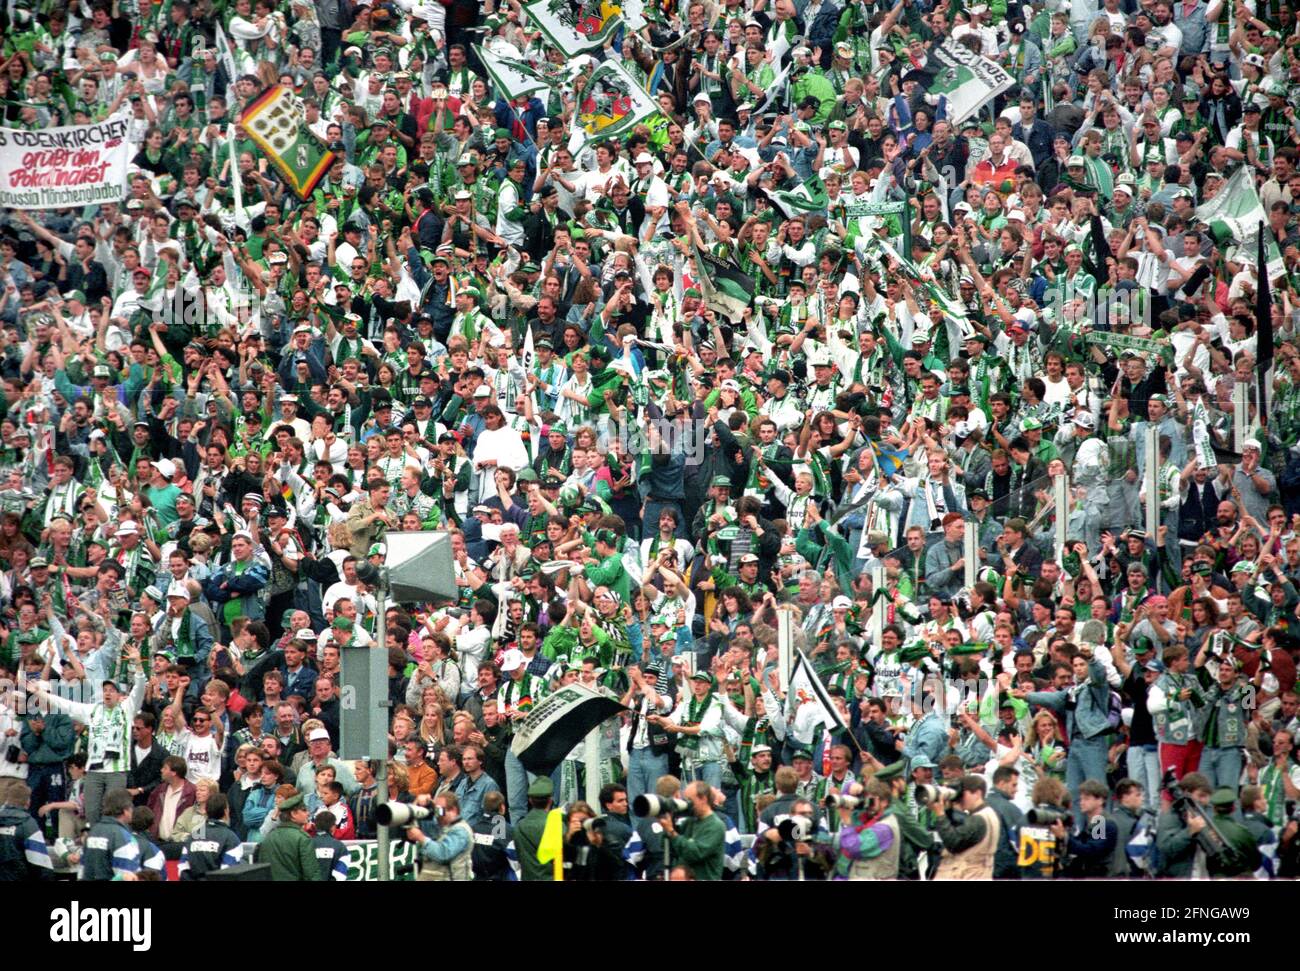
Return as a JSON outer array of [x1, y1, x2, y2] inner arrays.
[[374, 802, 432, 827], [632, 794, 690, 817]]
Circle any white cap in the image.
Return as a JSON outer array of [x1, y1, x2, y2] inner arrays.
[[151, 457, 177, 479], [1243, 438, 1262, 452], [1072, 412, 1096, 429], [473, 386, 493, 398], [1114, 182, 1134, 196], [307, 728, 331, 743], [166, 581, 191, 601], [832, 595, 853, 610], [1006, 209, 1026, 221], [499, 649, 525, 673], [115, 521, 140, 535], [634, 153, 654, 164], [721, 378, 741, 392]]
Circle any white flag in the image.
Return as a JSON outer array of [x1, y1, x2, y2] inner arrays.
[[784, 649, 846, 733]]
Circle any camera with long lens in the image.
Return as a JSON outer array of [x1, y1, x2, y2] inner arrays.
[[777, 814, 813, 842], [374, 802, 434, 827], [823, 794, 861, 810], [914, 784, 957, 806], [633, 794, 690, 817], [1162, 769, 1230, 858], [1026, 806, 1070, 827], [569, 814, 607, 849]]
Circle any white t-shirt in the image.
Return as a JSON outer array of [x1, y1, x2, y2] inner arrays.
[[178, 729, 222, 783]]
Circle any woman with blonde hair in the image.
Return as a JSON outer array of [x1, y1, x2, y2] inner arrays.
[[1026, 710, 1068, 791], [419, 701, 449, 755]]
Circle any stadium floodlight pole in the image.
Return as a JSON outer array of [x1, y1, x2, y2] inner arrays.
[[1052, 472, 1069, 563], [374, 575, 390, 882], [352, 558, 391, 882], [1232, 382, 1249, 453], [1143, 426, 1160, 541]]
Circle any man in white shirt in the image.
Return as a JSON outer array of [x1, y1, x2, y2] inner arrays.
[[472, 406, 529, 501]]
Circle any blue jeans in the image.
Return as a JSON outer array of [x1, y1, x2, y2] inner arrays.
[[1197, 746, 1244, 792], [1066, 735, 1110, 819], [684, 760, 724, 791], [1126, 744, 1162, 811], [504, 750, 534, 823], [626, 747, 670, 806]]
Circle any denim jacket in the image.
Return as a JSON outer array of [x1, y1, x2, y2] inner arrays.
[[1025, 659, 1111, 740]]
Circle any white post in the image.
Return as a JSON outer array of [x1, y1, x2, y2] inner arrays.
[[1053, 472, 1069, 562], [869, 564, 886, 651], [777, 608, 793, 694], [228, 123, 243, 222], [963, 524, 979, 590], [1233, 382, 1249, 452], [583, 728, 602, 809], [1143, 425, 1160, 541]]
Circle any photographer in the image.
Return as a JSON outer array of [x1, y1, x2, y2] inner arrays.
[[658, 780, 726, 881], [406, 791, 474, 882], [1154, 771, 1213, 878], [1019, 777, 1070, 879], [1055, 779, 1117, 878], [932, 775, 1002, 880], [756, 797, 831, 880], [873, 760, 938, 880], [565, 802, 624, 881], [830, 779, 902, 880]]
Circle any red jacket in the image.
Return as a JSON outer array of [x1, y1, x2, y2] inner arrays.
[[147, 780, 198, 840]]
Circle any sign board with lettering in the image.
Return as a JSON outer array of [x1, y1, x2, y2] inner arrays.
[[237, 838, 421, 880], [0, 114, 131, 210]]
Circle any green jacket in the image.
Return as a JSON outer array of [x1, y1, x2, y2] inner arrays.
[[513, 808, 555, 881], [668, 811, 727, 881], [256, 821, 325, 881]]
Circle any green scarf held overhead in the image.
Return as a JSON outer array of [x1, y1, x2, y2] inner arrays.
[[678, 688, 714, 755]]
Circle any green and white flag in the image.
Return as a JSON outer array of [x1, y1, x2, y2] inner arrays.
[[928, 40, 1014, 127], [765, 175, 829, 219], [693, 244, 755, 324], [523, 0, 624, 56], [1194, 165, 1285, 282], [872, 236, 974, 338], [478, 45, 553, 101], [214, 24, 241, 81]]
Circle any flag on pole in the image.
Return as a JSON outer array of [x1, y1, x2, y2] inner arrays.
[[1191, 398, 1218, 469], [239, 86, 338, 200], [213, 24, 239, 82], [692, 246, 755, 323], [509, 682, 626, 776], [1257, 220, 1273, 428], [537, 808, 565, 881], [763, 175, 829, 219], [784, 649, 847, 733], [926, 40, 1014, 127], [477, 46, 553, 101], [575, 61, 660, 139], [520, 320, 537, 375], [1194, 166, 1285, 282], [523, 0, 625, 56]]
